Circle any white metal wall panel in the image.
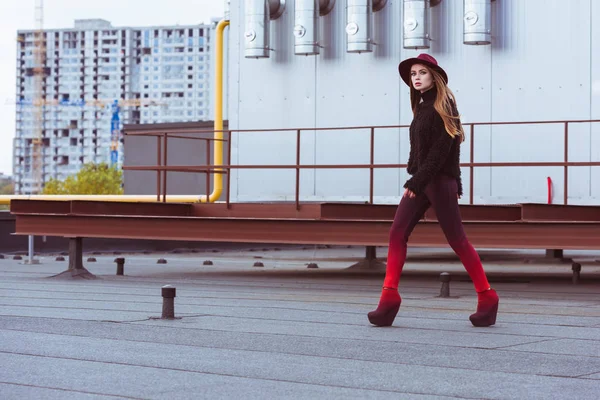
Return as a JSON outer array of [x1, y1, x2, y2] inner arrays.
[[227, 7, 242, 202], [227, 0, 599, 205], [232, 3, 318, 201], [489, 0, 593, 204], [591, 0, 600, 202], [314, 1, 402, 202]]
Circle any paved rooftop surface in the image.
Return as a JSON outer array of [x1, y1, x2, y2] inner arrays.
[[1, 246, 599, 399]]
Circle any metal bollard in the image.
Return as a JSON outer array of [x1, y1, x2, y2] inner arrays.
[[161, 285, 176, 319], [571, 263, 581, 285], [115, 257, 125, 276], [439, 272, 451, 298]]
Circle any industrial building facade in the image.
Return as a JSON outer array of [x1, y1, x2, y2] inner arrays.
[[226, 0, 600, 205], [13, 19, 215, 194]]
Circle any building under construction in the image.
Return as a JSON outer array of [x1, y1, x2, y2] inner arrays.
[[13, 18, 216, 195]]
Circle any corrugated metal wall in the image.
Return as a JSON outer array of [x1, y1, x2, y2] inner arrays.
[[227, 0, 600, 205]]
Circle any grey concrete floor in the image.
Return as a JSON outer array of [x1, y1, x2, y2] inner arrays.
[[0, 246, 599, 399]]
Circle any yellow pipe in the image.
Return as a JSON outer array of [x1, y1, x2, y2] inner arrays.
[[199, 18, 230, 203], [0, 20, 231, 207]]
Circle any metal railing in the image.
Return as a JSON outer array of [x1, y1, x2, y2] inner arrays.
[[123, 118, 600, 209]]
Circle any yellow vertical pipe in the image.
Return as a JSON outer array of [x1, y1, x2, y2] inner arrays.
[[201, 19, 229, 203]]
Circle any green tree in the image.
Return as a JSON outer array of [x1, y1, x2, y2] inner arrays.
[[0, 181, 13, 195], [42, 163, 123, 195]]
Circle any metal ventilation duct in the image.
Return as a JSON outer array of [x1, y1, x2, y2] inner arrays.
[[403, 0, 431, 49], [463, 0, 493, 45], [244, 0, 286, 58], [294, 0, 336, 55], [345, 0, 388, 53]]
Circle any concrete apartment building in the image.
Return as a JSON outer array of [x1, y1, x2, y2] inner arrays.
[[13, 19, 215, 194]]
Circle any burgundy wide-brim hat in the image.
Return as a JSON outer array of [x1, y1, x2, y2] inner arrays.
[[398, 53, 448, 87]]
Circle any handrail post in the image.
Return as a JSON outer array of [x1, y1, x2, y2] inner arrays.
[[369, 127, 375, 204], [564, 122, 568, 205], [296, 129, 301, 211], [206, 136, 211, 203], [469, 124, 475, 205], [226, 130, 232, 209], [162, 133, 168, 202], [156, 135, 161, 202]]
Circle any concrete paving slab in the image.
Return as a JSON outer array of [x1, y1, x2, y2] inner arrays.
[[1, 331, 600, 400], [0, 383, 124, 400], [128, 315, 549, 349], [1, 321, 599, 379], [1, 352, 430, 400], [505, 338, 600, 357], [7, 294, 599, 340], [1, 250, 600, 399]]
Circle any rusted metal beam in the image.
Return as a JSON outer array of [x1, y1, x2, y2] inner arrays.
[[12, 214, 600, 250], [5, 200, 565, 223], [10, 200, 193, 217], [425, 204, 522, 222], [10, 200, 71, 214], [69, 201, 193, 217], [192, 203, 323, 219], [319, 203, 521, 222], [521, 203, 600, 222]]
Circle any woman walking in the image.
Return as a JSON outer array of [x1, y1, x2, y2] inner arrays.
[[368, 54, 499, 327]]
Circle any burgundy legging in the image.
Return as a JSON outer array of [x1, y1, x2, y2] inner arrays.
[[383, 175, 490, 292]]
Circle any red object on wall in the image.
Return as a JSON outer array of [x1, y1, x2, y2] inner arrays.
[[547, 177, 552, 204]]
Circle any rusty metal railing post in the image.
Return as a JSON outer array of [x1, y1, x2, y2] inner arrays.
[[369, 127, 375, 204], [226, 130, 232, 209], [469, 124, 475, 205], [295, 129, 301, 211], [156, 135, 161, 202], [206, 135, 211, 203], [564, 122, 569, 205], [162, 133, 168, 203]]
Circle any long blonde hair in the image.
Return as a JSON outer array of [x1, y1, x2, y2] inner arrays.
[[410, 67, 464, 142]]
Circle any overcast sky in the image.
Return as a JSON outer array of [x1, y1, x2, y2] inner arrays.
[[0, 0, 226, 176]]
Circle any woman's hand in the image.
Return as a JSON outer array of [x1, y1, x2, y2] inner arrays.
[[403, 188, 416, 198]]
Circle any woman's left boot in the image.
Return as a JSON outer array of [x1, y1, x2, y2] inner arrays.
[[368, 287, 401, 327], [469, 288, 499, 327]]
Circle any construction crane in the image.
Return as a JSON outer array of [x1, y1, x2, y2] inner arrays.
[[110, 100, 120, 166], [30, 0, 46, 194]]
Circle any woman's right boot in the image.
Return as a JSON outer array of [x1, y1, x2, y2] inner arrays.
[[469, 288, 499, 327], [368, 287, 401, 327]]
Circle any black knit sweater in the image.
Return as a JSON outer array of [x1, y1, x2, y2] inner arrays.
[[403, 87, 463, 197]]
